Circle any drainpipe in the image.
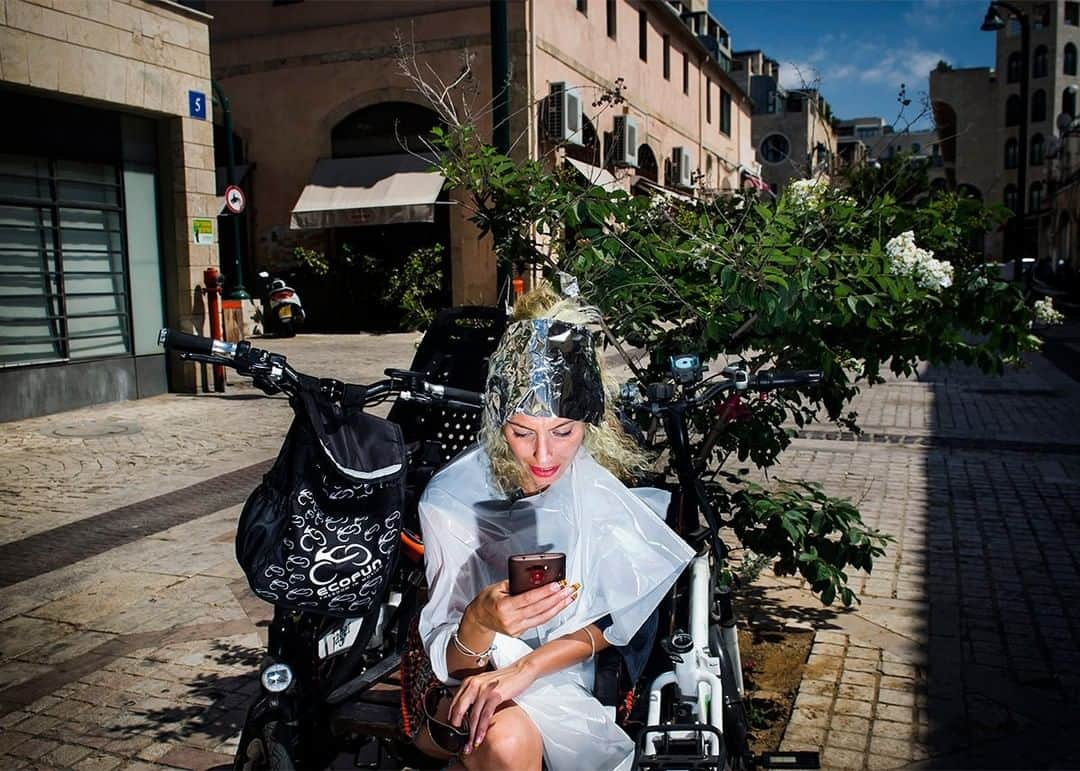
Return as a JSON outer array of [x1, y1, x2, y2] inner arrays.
[[211, 80, 249, 300], [491, 0, 512, 301]]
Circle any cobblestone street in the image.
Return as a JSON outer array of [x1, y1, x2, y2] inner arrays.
[[1, 327, 1079, 769]]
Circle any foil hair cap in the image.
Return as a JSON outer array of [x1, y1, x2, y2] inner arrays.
[[485, 318, 605, 427]]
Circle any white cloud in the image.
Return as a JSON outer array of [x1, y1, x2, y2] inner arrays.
[[852, 48, 946, 88], [779, 61, 822, 90]]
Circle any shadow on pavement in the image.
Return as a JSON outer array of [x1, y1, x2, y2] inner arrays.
[[921, 357, 1080, 769], [108, 641, 260, 751]]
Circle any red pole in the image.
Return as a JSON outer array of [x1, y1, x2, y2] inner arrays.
[[512, 276, 525, 299], [204, 267, 226, 393]]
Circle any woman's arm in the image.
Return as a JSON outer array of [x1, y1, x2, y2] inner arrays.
[[447, 580, 579, 678], [448, 622, 608, 752]]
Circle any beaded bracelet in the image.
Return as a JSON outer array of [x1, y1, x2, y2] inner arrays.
[[451, 629, 496, 666]]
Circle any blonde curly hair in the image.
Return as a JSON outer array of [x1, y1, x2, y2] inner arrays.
[[481, 283, 650, 493]]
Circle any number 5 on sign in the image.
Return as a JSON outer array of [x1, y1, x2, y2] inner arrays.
[[189, 90, 207, 120]]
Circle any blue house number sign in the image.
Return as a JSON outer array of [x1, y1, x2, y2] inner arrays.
[[188, 91, 207, 120]]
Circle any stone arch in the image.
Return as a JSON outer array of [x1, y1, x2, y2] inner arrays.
[[637, 143, 659, 183], [318, 87, 438, 157], [330, 101, 444, 159], [957, 183, 982, 201]]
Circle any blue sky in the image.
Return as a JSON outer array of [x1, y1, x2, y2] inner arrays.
[[710, 0, 996, 129]]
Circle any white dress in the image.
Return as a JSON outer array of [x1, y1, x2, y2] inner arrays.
[[418, 446, 695, 771]]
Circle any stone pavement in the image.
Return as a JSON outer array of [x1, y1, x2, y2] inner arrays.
[[0, 325, 1079, 769]]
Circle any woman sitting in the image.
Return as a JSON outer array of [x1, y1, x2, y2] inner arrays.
[[412, 285, 694, 771]]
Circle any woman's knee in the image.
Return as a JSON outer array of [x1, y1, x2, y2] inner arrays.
[[462, 707, 542, 770]]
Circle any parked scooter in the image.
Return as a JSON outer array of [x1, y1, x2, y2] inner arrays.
[[256, 271, 305, 337]]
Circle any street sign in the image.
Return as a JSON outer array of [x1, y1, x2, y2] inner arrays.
[[188, 91, 207, 120], [192, 218, 214, 245], [224, 185, 246, 215]]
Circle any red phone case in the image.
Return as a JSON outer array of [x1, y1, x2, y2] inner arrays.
[[508, 552, 566, 595]]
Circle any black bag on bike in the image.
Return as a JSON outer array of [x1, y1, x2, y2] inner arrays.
[[236, 385, 406, 617]]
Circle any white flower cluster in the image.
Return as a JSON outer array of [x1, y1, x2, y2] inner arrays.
[[884, 231, 954, 290], [1033, 298, 1065, 326], [786, 177, 854, 211], [786, 178, 828, 209]]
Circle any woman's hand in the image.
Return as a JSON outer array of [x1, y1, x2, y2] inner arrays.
[[465, 579, 578, 638], [449, 660, 537, 752]]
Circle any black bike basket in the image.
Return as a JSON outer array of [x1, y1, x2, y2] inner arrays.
[[236, 386, 406, 617]]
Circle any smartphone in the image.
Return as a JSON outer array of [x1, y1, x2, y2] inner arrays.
[[508, 552, 566, 596]]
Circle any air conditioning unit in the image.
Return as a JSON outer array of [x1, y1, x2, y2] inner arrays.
[[545, 82, 583, 145], [612, 115, 639, 167], [672, 146, 693, 188]]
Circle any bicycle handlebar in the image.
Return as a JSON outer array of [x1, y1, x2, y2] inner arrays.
[[157, 328, 483, 409], [158, 328, 234, 358]]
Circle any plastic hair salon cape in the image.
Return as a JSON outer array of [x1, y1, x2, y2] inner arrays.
[[418, 445, 695, 771]]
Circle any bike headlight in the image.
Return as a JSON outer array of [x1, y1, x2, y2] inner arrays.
[[260, 662, 293, 693]]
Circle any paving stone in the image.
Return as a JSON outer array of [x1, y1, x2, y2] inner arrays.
[[840, 669, 877, 687], [0, 730, 33, 753], [847, 646, 880, 661], [844, 657, 880, 674], [867, 753, 908, 769], [72, 752, 125, 771], [871, 719, 913, 740], [812, 642, 846, 657], [794, 692, 833, 710], [789, 706, 830, 728], [9, 736, 61, 760], [780, 724, 827, 750], [826, 729, 868, 751], [877, 688, 916, 707], [821, 746, 866, 769], [837, 683, 877, 702], [869, 734, 914, 760], [799, 678, 836, 697], [831, 713, 871, 734], [834, 698, 874, 718], [876, 702, 915, 723], [41, 743, 94, 767]]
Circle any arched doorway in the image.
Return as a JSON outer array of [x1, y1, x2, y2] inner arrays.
[[300, 102, 451, 331], [637, 144, 659, 183]]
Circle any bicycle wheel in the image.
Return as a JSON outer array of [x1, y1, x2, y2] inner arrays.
[[709, 623, 752, 771]]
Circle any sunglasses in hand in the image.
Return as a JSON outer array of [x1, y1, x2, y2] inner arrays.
[[423, 686, 470, 755]]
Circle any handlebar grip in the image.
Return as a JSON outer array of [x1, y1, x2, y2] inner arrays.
[[158, 328, 215, 356], [753, 369, 823, 389], [433, 384, 484, 406]]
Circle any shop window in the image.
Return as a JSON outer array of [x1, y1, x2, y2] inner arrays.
[[1005, 138, 1018, 169], [0, 155, 131, 366]]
